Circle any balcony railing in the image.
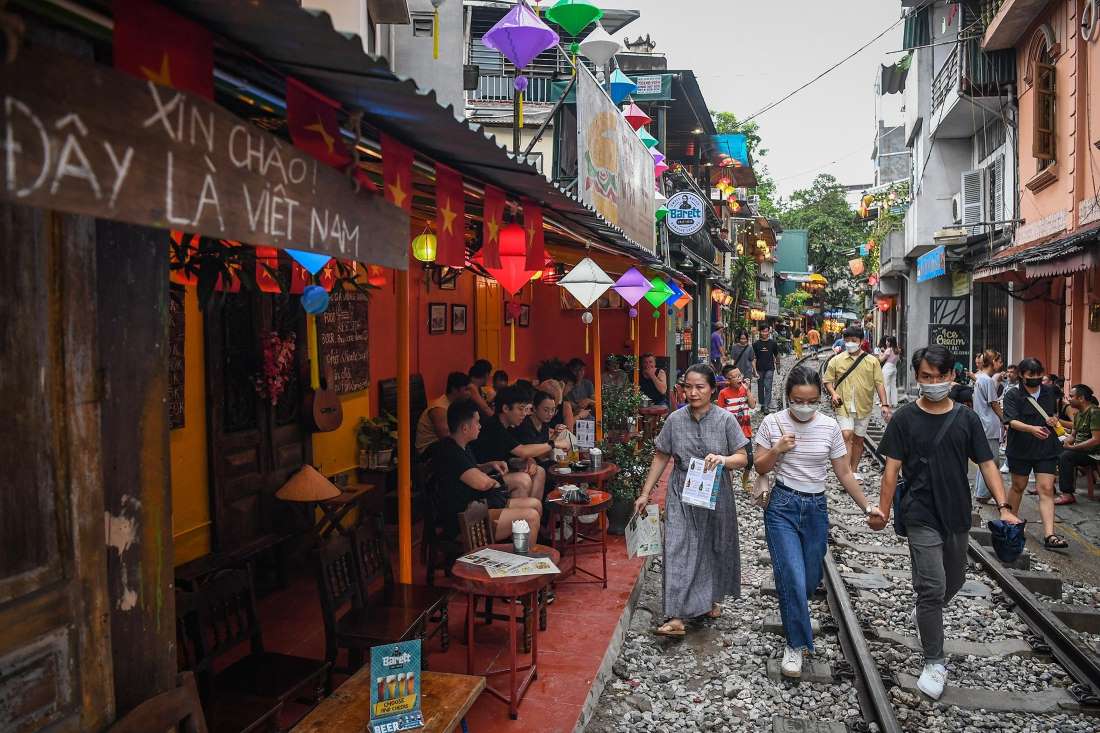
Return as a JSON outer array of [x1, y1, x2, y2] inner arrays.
[[932, 44, 960, 112], [976, 0, 1005, 27], [468, 75, 557, 104]]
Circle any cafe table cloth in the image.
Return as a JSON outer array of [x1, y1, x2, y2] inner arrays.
[[654, 404, 748, 619]]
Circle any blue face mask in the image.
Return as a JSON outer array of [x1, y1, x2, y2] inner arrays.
[[919, 382, 952, 402]]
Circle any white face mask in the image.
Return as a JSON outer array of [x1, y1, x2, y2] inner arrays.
[[789, 403, 818, 421], [844, 341, 861, 353], [919, 382, 952, 402]]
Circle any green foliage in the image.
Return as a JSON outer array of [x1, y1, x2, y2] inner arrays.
[[782, 290, 811, 312], [863, 181, 910, 275], [601, 381, 643, 431], [357, 413, 398, 451], [600, 435, 656, 501]]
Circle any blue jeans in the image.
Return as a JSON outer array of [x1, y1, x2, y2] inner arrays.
[[974, 437, 1000, 499], [758, 370, 775, 412], [765, 484, 829, 651]]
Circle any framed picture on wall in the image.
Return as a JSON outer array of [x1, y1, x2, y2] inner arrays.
[[504, 307, 514, 326], [428, 302, 447, 334], [451, 304, 467, 334], [519, 304, 530, 327], [439, 272, 458, 290]]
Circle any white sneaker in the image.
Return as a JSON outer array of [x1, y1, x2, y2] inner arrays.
[[1000, 462, 1009, 474], [781, 647, 803, 678], [917, 662, 947, 700], [910, 608, 918, 628]]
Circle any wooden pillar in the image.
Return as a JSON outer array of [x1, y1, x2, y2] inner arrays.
[[593, 303, 603, 442], [396, 268, 413, 583], [95, 221, 175, 714]]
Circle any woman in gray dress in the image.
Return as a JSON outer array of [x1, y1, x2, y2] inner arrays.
[[633, 363, 749, 635]]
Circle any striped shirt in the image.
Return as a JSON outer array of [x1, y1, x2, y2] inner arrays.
[[755, 409, 847, 493]]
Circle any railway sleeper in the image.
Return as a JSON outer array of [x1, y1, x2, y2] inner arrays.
[[891, 672, 1091, 714]]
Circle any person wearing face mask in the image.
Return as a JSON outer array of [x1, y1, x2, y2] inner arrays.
[[753, 324, 780, 414], [873, 345, 1020, 700], [1002, 357, 1066, 550], [824, 326, 892, 481], [754, 366, 882, 678], [718, 364, 758, 491]]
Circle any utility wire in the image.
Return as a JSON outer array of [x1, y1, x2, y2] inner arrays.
[[743, 15, 905, 124]]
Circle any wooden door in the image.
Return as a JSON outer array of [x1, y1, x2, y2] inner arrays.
[[0, 205, 113, 731], [205, 291, 310, 553], [475, 277, 502, 368]]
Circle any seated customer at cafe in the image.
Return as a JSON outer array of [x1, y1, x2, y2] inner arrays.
[[639, 353, 668, 406], [567, 358, 596, 410], [515, 390, 568, 471], [604, 354, 629, 388], [467, 359, 495, 418], [490, 370, 510, 401], [431, 399, 542, 542], [415, 371, 473, 461], [471, 385, 553, 502]]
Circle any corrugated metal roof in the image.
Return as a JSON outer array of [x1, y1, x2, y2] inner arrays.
[[974, 226, 1100, 279], [168, 0, 658, 264], [880, 61, 909, 95]]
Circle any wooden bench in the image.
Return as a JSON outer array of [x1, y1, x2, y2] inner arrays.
[[175, 533, 289, 592]]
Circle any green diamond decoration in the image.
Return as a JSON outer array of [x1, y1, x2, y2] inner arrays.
[[545, 0, 603, 37], [644, 277, 674, 309], [637, 128, 659, 149], [655, 205, 669, 222]]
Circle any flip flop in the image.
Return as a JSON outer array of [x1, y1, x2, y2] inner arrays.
[[1044, 534, 1070, 550], [705, 605, 722, 619], [652, 622, 686, 637]]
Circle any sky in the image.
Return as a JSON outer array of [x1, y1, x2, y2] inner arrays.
[[599, 0, 907, 201]]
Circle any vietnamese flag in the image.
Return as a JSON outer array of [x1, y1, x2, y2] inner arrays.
[[113, 0, 214, 100], [482, 186, 505, 269], [317, 259, 340, 292], [523, 200, 545, 270], [289, 259, 311, 294], [435, 165, 466, 268], [169, 230, 199, 286], [382, 134, 414, 214], [286, 77, 351, 169], [256, 247, 282, 293]]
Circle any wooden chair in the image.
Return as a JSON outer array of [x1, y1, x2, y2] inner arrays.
[[352, 518, 451, 654], [456, 502, 546, 653], [175, 594, 285, 733], [314, 534, 426, 679], [1075, 458, 1100, 500], [107, 672, 210, 733], [421, 481, 462, 586], [178, 569, 329, 712]]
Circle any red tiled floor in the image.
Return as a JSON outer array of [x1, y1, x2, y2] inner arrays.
[[248, 470, 669, 731]]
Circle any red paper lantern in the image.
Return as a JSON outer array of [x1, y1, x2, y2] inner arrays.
[[480, 222, 537, 295], [367, 264, 387, 288]]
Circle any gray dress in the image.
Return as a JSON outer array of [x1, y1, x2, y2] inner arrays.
[[655, 404, 749, 618]]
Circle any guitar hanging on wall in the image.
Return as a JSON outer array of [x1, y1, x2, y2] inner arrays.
[[303, 313, 343, 432]]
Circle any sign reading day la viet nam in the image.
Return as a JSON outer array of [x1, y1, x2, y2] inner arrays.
[[916, 245, 946, 283], [0, 48, 409, 269], [576, 65, 656, 254]]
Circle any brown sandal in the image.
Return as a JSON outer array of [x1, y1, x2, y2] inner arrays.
[[705, 605, 722, 619], [1044, 534, 1069, 550], [653, 621, 686, 637]]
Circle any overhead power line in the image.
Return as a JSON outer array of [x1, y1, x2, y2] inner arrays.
[[742, 16, 905, 124]]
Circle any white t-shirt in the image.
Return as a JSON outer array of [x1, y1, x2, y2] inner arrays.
[[755, 409, 848, 493]]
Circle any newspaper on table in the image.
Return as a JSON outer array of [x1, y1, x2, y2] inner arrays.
[[574, 419, 596, 449], [458, 547, 560, 578], [681, 457, 723, 510], [626, 504, 662, 558]]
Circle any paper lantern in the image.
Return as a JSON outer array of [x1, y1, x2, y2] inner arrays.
[[608, 68, 636, 104], [412, 232, 438, 262], [545, 0, 603, 37], [581, 311, 594, 324], [623, 101, 651, 131], [286, 249, 332, 275], [644, 277, 674, 309], [651, 150, 665, 167], [628, 306, 639, 318], [480, 223, 537, 295], [482, 3, 560, 72], [654, 189, 668, 204], [655, 205, 669, 221], [654, 161, 669, 179], [673, 293, 692, 310], [637, 127, 659, 149], [302, 285, 330, 315], [367, 265, 387, 288], [579, 23, 619, 67], [665, 280, 685, 305], [558, 256, 613, 308], [612, 267, 652, 306]]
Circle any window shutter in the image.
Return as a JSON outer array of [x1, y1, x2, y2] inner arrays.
[[961, 169, 984, 233], [1032, 62, 1056, 160], [990, 155, 1004, 225]]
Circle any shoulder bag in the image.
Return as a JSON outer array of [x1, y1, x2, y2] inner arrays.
[[892, 405, 961, 536], [831, 351, 870, 391], [749, 415, 786, 508]]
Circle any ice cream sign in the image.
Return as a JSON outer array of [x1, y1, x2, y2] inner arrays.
[[665, 192, 707, 237]]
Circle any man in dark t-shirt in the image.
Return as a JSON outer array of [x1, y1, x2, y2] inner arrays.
[[873, 345, 1020, 702], [470, 385, 554, 502], [752, 325, 780, 414], [430, 399, 541, 542]]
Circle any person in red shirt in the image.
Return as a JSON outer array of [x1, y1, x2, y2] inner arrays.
[[719, 364, 758, 489]]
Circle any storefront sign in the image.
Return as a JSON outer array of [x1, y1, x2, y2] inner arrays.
[[576, 66, 656, 253], [634, 75, 663, 96], [369, 640, 423, 733], [916, 246, 947, 282], [316, 287, 370, 394], [928, 296, 970, 366], [665, 191, 707, 237], [0, 48, 409, 269], [951, 271, 971, 297]]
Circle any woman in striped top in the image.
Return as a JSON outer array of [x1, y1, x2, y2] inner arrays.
[[754, 366, 883, 678]]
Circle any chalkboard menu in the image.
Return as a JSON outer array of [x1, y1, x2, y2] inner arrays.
[[168, 285, 185, 429], [317, 288, 370, 394]]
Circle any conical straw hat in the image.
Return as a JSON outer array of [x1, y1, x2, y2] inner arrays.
[[276, 464, 342, 502]]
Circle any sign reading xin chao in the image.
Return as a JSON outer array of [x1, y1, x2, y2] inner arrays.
[[0, 48, 409, 269]]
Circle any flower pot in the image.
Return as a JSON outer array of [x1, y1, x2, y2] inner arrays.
[[607, 494, 635, 535], [367, 448, 393, 469]]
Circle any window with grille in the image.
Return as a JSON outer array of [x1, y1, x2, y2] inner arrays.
[[412, 13, 434, 38], [1032, 54, 1055, 168]]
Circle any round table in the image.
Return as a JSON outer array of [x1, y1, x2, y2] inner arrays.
[[547, 462, 619, 492], [545, 488, 612, 588], [638, 405, 669, 440], [450, 544, 560, 720]]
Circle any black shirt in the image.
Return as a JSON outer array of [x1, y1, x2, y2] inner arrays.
[[880, 402, 994, 534], [430, 438, 481, 539], [1002, 384, 1061, 460], [515, 417, 554, 469], [470, 415, 521, 464], [753, 338, 779, 373], [640, 375, 667, 405]]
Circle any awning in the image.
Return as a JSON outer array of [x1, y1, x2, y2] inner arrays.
[[880, 56, 910, 94], [973, 226, 1100, 281], [168, 0, 657, 264]]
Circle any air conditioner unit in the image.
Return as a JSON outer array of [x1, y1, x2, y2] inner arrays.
[[951, 193, 963, 225]]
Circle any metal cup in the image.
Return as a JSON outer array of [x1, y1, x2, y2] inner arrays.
[[513, 530, 530, 553]]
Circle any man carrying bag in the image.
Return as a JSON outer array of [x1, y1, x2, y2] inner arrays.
[[824, 326, 891, 480]]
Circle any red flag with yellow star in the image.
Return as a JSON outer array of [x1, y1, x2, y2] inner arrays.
[[382, 134, 414, 214], [289, 259, 311, 294], [286, 77, 350, 169], [435, 165, 466, 268], [482, 186, 505, 269], [113, 0, 214, 99], [523, 200, 545, 270], [256, 247, 282, 293]]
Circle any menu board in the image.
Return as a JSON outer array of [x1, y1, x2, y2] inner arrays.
[[317, 287, 370, 394], [168, 285, 185, 429]]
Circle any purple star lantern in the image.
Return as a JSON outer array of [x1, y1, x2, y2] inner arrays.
[[482, 3, 560, 97], [612, 267, 652, 306]]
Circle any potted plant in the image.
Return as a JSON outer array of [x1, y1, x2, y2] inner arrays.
[[357, 413, 397, 469], [600, 436, 655, 535], [601, 381, 643, 444]]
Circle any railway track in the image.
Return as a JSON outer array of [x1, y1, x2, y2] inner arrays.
[[778, 351, 1100, 733]]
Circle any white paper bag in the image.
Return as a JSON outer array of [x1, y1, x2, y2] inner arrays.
[[626, 504, 662, 558]]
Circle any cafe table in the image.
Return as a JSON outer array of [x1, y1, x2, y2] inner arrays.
[[546, 462, 619, 493], [545, 488, 612, 588], [450, 544, 560, 720], [291, 670, 484, 733], [638, 405, 669, 440]]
